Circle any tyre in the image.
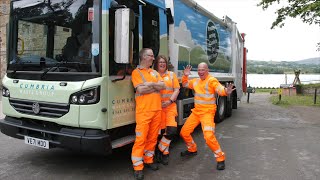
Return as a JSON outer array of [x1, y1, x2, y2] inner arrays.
[[225, 95, 233, 118], [214, 96, 226, 123], [232, 93, 238, 109]]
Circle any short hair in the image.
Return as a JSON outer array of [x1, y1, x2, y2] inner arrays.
[[139, 48, 152, 60], [154, 55, 168, 71]]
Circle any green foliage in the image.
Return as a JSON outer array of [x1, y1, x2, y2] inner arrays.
[[257, 0, 320, 29]]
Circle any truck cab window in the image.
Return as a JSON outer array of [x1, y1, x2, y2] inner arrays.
[[142, 4, 159, 57]]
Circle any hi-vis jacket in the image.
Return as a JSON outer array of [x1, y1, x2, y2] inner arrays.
[[182, 74, 227, 114], [131, 66, 163, 113], [160, 71, 180, 103]]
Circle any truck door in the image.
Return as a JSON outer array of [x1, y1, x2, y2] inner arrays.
[[142, 4, 160, 57]]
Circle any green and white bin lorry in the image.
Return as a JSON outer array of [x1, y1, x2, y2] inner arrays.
[[0, 0, 247, 155]]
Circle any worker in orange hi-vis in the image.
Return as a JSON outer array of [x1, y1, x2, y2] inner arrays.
[[153, 55, 180, 165], [180, 63, 235, 171], [131, 48, 165, 180]]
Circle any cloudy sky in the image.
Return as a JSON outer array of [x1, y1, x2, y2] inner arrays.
[[193, 0, 320, 61]]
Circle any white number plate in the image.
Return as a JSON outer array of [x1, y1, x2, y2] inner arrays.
[[24, 136, 49, 149]]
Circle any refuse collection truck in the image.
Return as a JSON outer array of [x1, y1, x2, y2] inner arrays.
[[0, 0, 247, 155]]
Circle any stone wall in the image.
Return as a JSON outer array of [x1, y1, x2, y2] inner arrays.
[[0, 0, 10, 89]]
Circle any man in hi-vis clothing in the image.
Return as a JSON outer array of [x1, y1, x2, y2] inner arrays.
[[180, 63, 235, 170], [131, 48, 165, 180]]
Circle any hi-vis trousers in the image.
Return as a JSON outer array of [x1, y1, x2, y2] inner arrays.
[[180, 112, 225, 162], [158, 104, 178, 155], [132, 111, 161, 170]]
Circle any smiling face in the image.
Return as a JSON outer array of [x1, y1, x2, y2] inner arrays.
[[198, 62, 209, 80], [157, 58, 167, 73], [143, 49, 155, 67]]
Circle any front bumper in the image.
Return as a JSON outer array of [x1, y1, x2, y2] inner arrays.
[[0, 116, 112, 155]]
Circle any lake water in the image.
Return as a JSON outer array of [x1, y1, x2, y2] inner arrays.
[[247, 74, 320, 88]]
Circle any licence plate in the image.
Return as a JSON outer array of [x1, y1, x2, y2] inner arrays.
[[24, 136, 49, 149]]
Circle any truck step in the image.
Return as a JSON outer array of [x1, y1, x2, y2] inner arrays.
[[111, 135, 135, 149]]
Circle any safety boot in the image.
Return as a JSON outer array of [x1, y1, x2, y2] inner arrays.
[[144, 162, 159, 171], [155, 148, 162, 163], [134, 170, 144, 180], [216, 161, 225, 170], [180, 150, 197, 157], [161, 154, 169, 165]]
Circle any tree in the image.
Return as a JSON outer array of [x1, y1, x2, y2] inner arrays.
[[257, 0, 320, 29]]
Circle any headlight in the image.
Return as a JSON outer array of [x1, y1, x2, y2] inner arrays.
[[2, 87, 10, 97], [69, 86, 100, 105]]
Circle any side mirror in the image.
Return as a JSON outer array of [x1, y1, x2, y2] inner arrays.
[[114, 8, 135, 64]]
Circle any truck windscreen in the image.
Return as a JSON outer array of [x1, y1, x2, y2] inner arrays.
[[8, 0, 100, 75]]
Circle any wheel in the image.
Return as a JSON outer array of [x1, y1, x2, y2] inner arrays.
[[225, 95, 233, 118], [232, 92, 238, 109], [214, 96, 226, 123]]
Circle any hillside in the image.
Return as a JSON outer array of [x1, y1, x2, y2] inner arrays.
[[247, 57, 320, 74], [293, 57, 320, 65]]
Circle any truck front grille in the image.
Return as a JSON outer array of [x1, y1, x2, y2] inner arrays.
[[9, 98, 70, 118]]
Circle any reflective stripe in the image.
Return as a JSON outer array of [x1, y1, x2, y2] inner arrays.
[[158, 143, 166, 151], [205, 79, 210, 95], [194, 99, 216, 104], [158, 129, 162, 135], [144, 150, 155, 157], [132, 156, 143, 161], [136, 132, 142, 137], [183, 82, 189, 88], [193, 79, 199, 87], [187, 140, 195, 148], [215, 149, 222, 154], [133, 161, 143, 166], [194, 93, 214, 98], [161, 94, 173, 98], [136, 69, 147, 83], [214, 151, 224, 158], [203, 126, 215, 132], [216, 85, 225, 94], [160, 137, 171, 144], [165, 87, 174, 91], [152, 70, 158, 78]]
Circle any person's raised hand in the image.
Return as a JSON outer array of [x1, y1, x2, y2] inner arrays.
[[226, 83, 236, 95], [183, 65, 192, 76]]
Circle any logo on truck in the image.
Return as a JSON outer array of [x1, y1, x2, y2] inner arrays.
[[32, 102, 40, 114], [207, 21, 219, 64]]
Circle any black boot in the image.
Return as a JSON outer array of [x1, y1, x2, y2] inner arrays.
[[144, 162, 159, 171], [180, 150, 197, 157], [134, 170, 144, 180], [217, 161, 225, 170], [161, 154, 169, 165], [155, 148, 162, 163]]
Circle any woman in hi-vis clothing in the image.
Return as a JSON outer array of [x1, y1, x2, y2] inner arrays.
[[154, 55, 180, 165]]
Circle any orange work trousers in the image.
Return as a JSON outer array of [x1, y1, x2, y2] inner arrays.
[[180, 111, 225, 162], [160, 103, 178, 129], [158, 103, 177, 155], [132, 110, 161, 170]]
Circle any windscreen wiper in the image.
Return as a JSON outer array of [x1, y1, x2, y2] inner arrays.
[[40, 61, 82, 80]]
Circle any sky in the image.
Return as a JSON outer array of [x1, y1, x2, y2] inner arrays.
[[193, 0, 320, 61]]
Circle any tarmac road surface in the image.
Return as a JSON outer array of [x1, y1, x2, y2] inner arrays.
[[0, 93, 320, 180]]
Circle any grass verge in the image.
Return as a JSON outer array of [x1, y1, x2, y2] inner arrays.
[[270, 95, 320, 107]]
